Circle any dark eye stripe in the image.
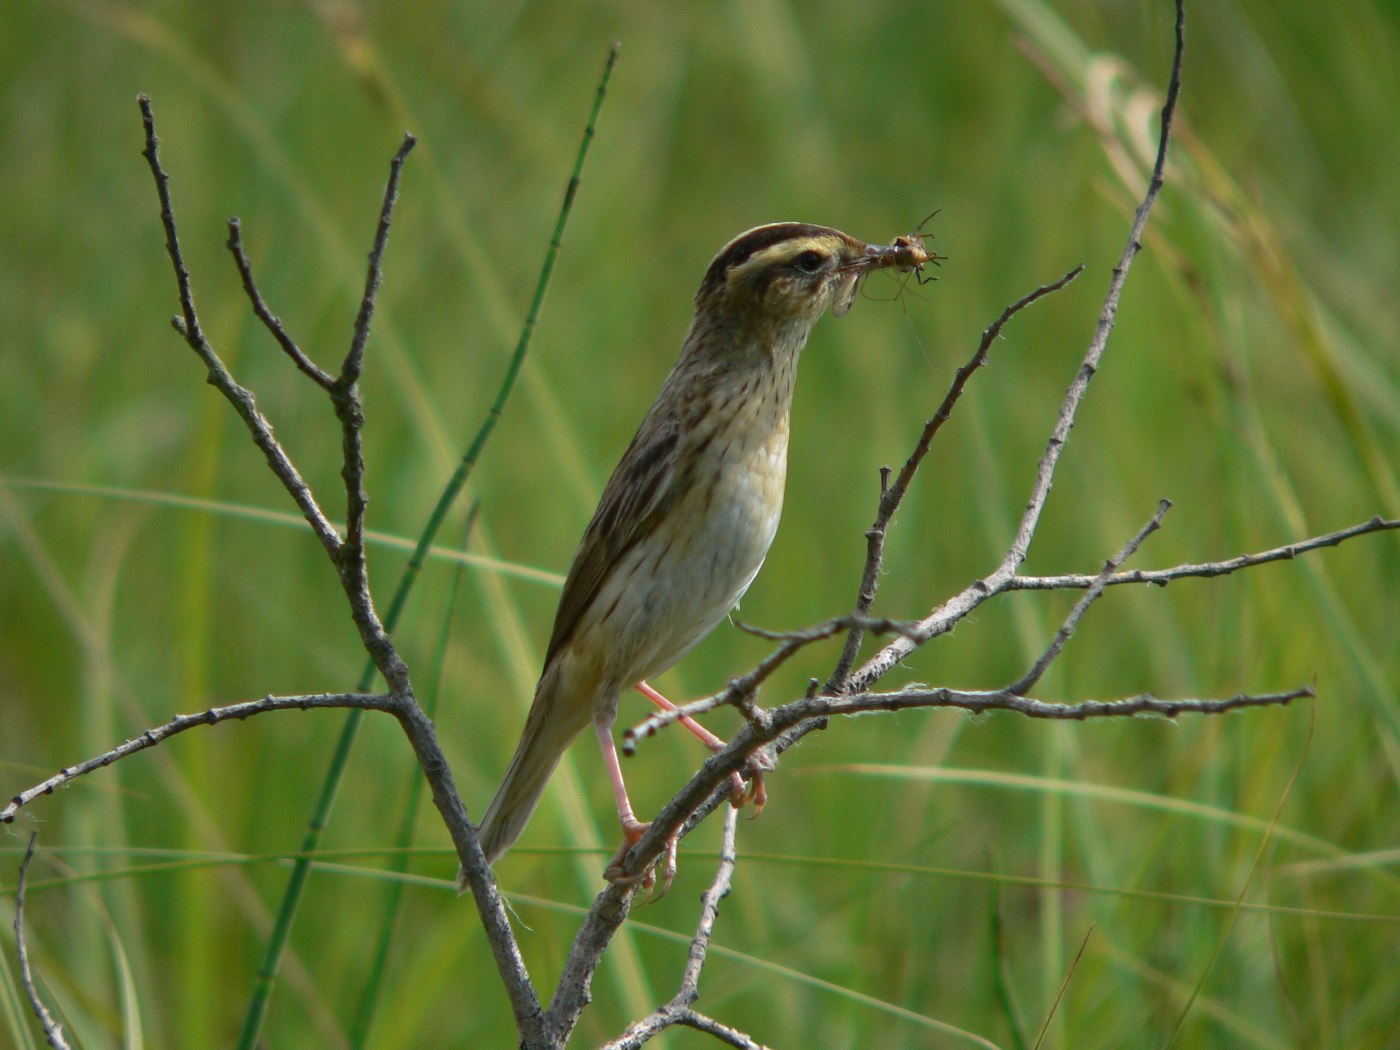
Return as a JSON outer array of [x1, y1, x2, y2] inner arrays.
[[700, 223, 833, 292]]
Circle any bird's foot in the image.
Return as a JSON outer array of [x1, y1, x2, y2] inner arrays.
[[604, 817, 677, 902], [726, 744, 775, 817], [634, 681, 777, 818]]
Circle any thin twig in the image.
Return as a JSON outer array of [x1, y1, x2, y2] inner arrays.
[[626, 616, 919, 753], [826, 264, 1084, 693], [601, 807, 748, 1049], [619, 680, 1309, 890], [339, 133, 416, 388], [805, 684, 1311, 723], [2, 694, 394, 823], [682, 805, 740, 991], [615, 679, 1314, 895], [1009, 499, 1171, 695], [226, 217, 335, 388], [1007, 514, 1400, 591], [675, 1013, 768, 1049], [137, 94, 345, 564], [587, 682, 1309, 1038], [14, 834, 72, 1050], [328, 133, 419, 692]]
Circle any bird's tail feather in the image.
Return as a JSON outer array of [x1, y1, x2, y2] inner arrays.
[[479, 732, 568, 862], [457, 675, 589, 893]]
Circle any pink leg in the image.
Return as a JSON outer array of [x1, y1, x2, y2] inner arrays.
[[595, 720, 643, 832], [595, 720, 678, 897], [635, 680, 726, 750], [635, 680, 768, 811]]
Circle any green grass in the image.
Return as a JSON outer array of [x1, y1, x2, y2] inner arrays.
[[3, 1, 1398, 1046]]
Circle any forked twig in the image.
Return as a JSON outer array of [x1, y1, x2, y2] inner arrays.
[[626, 615, 920, 752], [1007, 514, 1400, 591], [826, 264, 1085, 692], [134, 95, 543, 1042], [138, 94, 345, 566], [1009, 499, 1171, 695], [601, 808, 758, 1049]]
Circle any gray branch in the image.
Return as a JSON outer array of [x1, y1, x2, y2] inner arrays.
[[13, 834, 72, 1049], [1008, 499, 1171, 695], [601, 808, 757, 1049], [3, 693, 392, 823], [1006, 514, 1400, 591], [133, 96, 542, 1036]]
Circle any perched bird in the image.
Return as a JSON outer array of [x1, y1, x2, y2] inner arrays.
[[471, 222, 922, 887]]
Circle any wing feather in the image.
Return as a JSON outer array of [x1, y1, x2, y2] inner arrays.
[[543, 411, 683, 664]]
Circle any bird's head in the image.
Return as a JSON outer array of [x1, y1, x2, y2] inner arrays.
[[695, 222, 928, 324]]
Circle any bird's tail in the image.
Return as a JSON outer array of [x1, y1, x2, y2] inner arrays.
[[459, 672, 589, 892]]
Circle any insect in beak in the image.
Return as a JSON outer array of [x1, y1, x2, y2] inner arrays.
[[860, 220, 943, 285], [834, 218, 944, 314]]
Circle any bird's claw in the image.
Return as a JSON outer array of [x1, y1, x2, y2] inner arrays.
[[604, 819, 678, 903], [727, 745, 774, 817]]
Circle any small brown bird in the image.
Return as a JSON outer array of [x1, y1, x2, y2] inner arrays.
[[472, 222, 923, 886]]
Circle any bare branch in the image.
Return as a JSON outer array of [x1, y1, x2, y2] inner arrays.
[[327, 133, 419, 693], [602, 667, 1308, 946], [644, 682, 1312, 838], [626, 616, 919, 754], [680, 805, 740, 993], [339, 133, 416, 388], [573, 678, 1309, 1040], [602, 807, 749, 1049], [0, 678, 536, 1034], [385, 695, 543, 1035], [628, 679, 1314, 854], [674, 1013, 768, 1049], [137, 94, 345, 564], [826, 264, 1084, 692], [140, 97, 415, 698], [134, 85, 576, 1046], [2, 693, 394, 824], [546, 884, 635, 1041], [226, 217, 335, 388], [13, 834, 72, 1050], [1007, 515, 1400, 592], [0, 680, 534, 1030], [1009, 499, 1171, 695], [794, 684, 1312, 724]]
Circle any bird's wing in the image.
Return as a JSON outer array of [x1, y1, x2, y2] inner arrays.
[[543, 411, 683, 665]]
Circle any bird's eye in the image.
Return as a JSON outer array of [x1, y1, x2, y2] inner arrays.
[[791, 250, 825, 274]]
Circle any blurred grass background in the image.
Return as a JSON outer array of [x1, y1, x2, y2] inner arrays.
[[2, 0, 1398, 1046]]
